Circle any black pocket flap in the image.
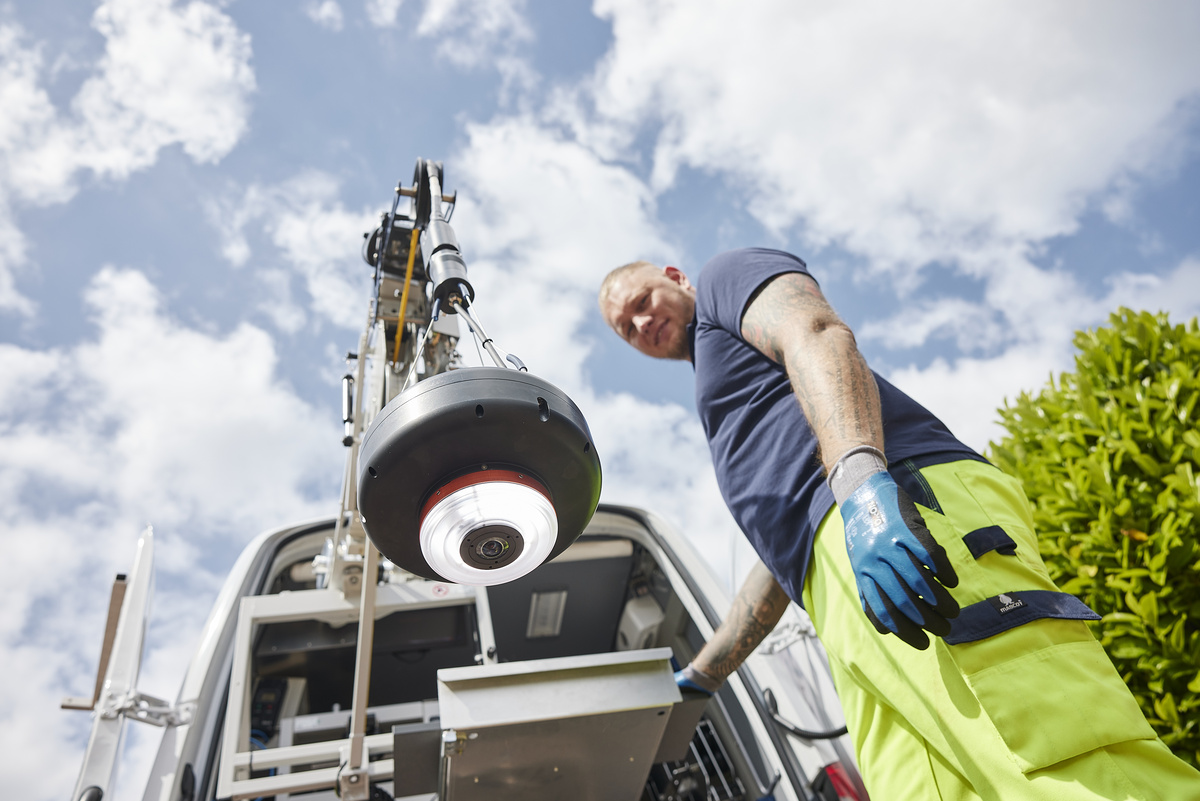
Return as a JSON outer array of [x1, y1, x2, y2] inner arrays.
[[962, 525, 1018, 559], [945, 590, 1100, 645]]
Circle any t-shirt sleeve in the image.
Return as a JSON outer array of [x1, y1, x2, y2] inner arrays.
[[697, 248, 814, 338]]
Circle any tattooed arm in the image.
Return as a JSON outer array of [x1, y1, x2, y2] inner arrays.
[[691, 561, 791, 683], [739, 272, 883, 470]]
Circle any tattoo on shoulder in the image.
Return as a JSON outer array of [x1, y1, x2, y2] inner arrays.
[[741, 273, 830, 363]]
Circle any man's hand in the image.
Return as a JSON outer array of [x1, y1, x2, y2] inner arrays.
[[839, 471, 959, 649], [675, 663, 720, 699]]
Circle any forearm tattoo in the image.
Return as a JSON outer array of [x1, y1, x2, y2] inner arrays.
[[741, 273, 884, 469], [695, 562, 790, 681]]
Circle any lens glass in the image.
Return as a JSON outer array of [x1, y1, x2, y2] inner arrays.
[[478, 538, 505, 559]]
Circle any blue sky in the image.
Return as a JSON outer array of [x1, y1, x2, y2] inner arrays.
[[2, 2, 1199, 798]]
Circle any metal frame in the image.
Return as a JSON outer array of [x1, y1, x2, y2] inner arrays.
[[71, 528, 179, 801], [215, 580, 483, 801], [214, 163, 507, 801]]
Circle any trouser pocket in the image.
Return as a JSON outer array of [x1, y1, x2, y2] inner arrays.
[[954, 621, 1156, 773], [916, 461, 1156, 772]]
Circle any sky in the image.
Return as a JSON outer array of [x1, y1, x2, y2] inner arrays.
[[2, 1, 1199, 799]]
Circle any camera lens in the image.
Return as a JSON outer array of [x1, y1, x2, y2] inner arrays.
[[478, 538, 506, 559], [460, 524, 524, 570]]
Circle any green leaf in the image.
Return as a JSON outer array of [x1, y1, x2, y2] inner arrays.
[[1155, 693, 1181, 728], [1133, 454, 1163, 478], [1169, 616, 1186, 654], [1126, 591, 1143, 617], [1111, 641, 1149, 660]]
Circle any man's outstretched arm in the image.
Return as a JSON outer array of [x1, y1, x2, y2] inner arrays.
[[684, 561, 791, 690], [739, 272, 959, 650]]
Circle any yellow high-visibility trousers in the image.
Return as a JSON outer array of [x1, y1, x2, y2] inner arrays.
[[802, 459, 1200, 800]]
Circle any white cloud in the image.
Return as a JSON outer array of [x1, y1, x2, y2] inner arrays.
[[416, 0, 536, 97], [206, 171, 380, 330], [1099, 257, 1200, 326], [0, 24, 56, 313], [882, 255, 1200, 453], [74, 0, 254, 172], [255, 267, 309, 334], [584, 389, 743, 586], [0, 266, 338, 546], [364, 0, 532, 65], [584, 1, 1200, 278], [0, 2, 255, 313], [365, 0, 404, 27], [307, 0, 345, 31], [0, 268, 340, 801], [417, 0, 530, 56], [0, 23, 68, 207], [885, 346, 1066, 454], [860, 296, 1005, 353], [14, 0, 256, 196], [449, 115, 675, 391], [0, 197, 33, 315], [861, 250, 1086, 355]]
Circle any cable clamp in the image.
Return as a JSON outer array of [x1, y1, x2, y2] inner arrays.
[[99, 691, 193, 727]]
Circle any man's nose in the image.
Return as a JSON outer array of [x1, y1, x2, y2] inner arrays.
[[633, 313, 653, 333]]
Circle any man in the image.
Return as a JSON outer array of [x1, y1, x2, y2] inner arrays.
[[599, 248, 1199, 800]]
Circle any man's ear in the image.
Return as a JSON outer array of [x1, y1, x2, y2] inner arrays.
[[663, 265, 690, 288]]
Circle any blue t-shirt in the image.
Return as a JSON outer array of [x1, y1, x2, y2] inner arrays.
[[690, 248, 983, 603]]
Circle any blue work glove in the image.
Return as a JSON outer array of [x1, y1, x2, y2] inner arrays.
[[675, 663, 720, 698], [835, 457, 959, 649]]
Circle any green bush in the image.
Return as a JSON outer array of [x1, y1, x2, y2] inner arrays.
[[988, 308, 1200, 768]]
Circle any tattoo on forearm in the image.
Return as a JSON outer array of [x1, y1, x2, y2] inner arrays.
[[697, 564, 790, 681]]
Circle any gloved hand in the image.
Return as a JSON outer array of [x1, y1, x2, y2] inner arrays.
[[834, 458, 959, 649], [675, 663, 721, 698]]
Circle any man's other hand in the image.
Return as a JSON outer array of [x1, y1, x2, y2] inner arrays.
[[839, 472, 960, 649], [675, 663, 721, 698]]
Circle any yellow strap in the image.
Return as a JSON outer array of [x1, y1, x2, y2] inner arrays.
[[392, 227, 421, 364]]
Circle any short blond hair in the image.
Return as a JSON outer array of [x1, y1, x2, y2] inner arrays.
[[597, 260, 659, 311]]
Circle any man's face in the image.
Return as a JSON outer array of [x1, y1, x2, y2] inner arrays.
[[602, 265, 696, 361]]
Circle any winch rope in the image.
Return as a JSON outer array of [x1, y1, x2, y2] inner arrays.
[[392, 226, 421, 364]]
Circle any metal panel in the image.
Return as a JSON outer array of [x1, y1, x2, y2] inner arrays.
[[654, 695, 710, 763], [443, 708, 667, 800], [391, 722, 442, 797], [437, 648, 679, 801]]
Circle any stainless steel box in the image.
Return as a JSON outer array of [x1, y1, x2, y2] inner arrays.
[[436, 648, 681, 800]]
